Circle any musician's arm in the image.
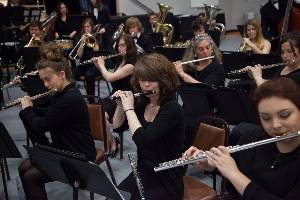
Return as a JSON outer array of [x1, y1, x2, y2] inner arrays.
[[69, 31, 77, 39], [95, 61, 134, 82]]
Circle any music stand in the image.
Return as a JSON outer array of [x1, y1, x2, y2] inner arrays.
[[155, 46, 186, 62], [21, 47, 40, 73], [0, 122, 22, 200], [24, 144, 129, 200], [208, 86, 258, 125]]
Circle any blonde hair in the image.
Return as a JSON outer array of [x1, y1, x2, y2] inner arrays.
[[125, 17, 144, 33], [243, 18, 266, 50]]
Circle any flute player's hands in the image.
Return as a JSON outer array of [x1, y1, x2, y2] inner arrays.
[[20, 96, 33, 109]]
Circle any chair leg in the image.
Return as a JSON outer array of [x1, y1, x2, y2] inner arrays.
[[105, 158, 117, 185], [90, 191, 94, 200], [118, 132, 124, 160], [0, 158, 9, 200], [4, 158, 10, 180], [105, 81, 112, 94], [213, 174, 217, 190], [97, 80, 100, 98]]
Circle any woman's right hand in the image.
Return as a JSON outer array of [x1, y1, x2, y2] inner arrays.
[[174, 61, 184, 74], [183, 146, 216, 172], [111, 90, 123, 107]]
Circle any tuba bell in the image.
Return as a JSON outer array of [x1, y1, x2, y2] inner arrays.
[[154, 3, 174, 46]]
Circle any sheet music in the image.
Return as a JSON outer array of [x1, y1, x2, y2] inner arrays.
[[191, 0, 219, 8]]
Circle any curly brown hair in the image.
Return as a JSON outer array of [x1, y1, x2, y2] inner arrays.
[[131, 53, 179, 105]]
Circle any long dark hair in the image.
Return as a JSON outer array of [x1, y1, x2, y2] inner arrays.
[[114, 34, 137, 65], [56, 1, 70, 18], [131, 53, 179, 106]]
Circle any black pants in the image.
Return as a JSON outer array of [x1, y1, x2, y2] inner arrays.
[[73, 64, 101, 102], [18, 159, 52, 200]]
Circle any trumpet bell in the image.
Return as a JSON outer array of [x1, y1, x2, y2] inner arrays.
[[85, 34, 97, 48]]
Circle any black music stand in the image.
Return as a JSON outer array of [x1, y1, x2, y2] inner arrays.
[[208, 86, 258, 125], [179, 83, 214, 149], [0, 122, 22, 200], [155, 46, 186, 62], [24, 144, 129, 200], [21, 47, 40, 73]]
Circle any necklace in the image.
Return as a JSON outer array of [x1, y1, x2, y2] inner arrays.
[[270, 153, 282, 169]]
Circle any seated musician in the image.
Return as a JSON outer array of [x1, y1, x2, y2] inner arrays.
[[184, 77, 300, 200], [113, 53, 185, 200], [144, 12, 158, 35], [18, 42, 96, 200], [54, 1, 77, 40], [92, 34, 137, 156], [19, 21, 42, 48], [229, 32, 300, 146], [72, 18, 101, 104], [174, 33, 224, 86], [243, 31, 300, 87], [191, 16, 208, 37], [239, 18, 271, 54], [125, 17, 154, 53]]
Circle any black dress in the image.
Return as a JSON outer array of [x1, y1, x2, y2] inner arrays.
[[223, 130, 300, 200], [102, 61, 134, 121], [185, 60, 225, 86], [118, 99, 185, 200]]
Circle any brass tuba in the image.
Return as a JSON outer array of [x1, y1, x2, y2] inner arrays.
[[154, 3, 174, 46]]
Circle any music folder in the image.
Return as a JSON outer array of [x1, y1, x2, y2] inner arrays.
[[24, 144, 129, 200]]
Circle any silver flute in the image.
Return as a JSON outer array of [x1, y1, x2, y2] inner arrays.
[[110, 91, 156, 100], [154, 131, 300, 172], [128, 153, 146, 200], [227, 62, 287, 76], [1, 71, 39, 90], [79, 53, 122, 66], [2, 89, 57, 110]]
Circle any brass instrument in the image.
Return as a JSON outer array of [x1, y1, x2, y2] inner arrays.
[[227, 62, 287, 76], [112, 23, 125, 41], [238, 41, 247, 52], [204, 4, 226, 45], [154, 3, 174, 46], [69, 33, 97, 60], [1, 71, 38, 90], [79, 53, 122, 66], [24, 12, 57, 48], [2, 89, 57, 110], [154, 131, 300, 172]]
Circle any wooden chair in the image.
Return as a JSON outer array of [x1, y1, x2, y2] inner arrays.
[[87, 104, 117, 185], [183, 116, 230, 200]]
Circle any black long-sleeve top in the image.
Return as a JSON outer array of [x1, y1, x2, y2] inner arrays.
[[186, 60, 224, 86], [117, 99, 185, 199], [19, 83, 96, 161], [226, 130, 300, 200], [54, 17, 76, 38]]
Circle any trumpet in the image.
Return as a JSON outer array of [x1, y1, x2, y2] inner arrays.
[[227, 62, 287, 76], [110, 91, 156, 100], [25, 35, 43, 48], [79, 53, 123, 66], [2, 89, 57, 110], [1, 71, 39, 90], [154, 131, 300, 172]]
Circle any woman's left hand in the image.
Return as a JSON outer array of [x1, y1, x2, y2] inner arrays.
[[119, 91, 134, 111], [206, 146, 240, 180], [93, 56, 105, 68]]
